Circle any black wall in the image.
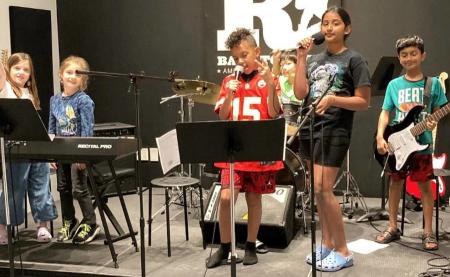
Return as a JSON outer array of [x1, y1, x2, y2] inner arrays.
[[57, 0, 450, 196], [10, 6, 53, 126]]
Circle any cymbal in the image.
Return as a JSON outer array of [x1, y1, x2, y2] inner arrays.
[[172, 79, 220, 105]]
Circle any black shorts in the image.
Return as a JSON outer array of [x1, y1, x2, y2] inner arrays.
[[298, 136, 350, 167]]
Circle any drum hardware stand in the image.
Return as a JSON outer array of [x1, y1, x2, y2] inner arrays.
[[159, 94, 202, 215], [296, 187, 309, 234], [356, 156, 411, 223], [333, 150, 368, 219]]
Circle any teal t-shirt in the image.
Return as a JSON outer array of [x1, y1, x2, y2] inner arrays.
[[382, 75, 448, 153]]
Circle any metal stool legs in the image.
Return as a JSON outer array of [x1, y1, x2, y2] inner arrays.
[[164, 188, 171, 257], [199, 185, 206, 249], [183, 186, 189, 241], [163, 185, 191, 257]]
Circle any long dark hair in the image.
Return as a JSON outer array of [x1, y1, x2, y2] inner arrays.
[[322, 6, 352, 40]]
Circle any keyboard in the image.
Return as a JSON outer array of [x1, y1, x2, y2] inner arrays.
[[7, 137, 137, 162]]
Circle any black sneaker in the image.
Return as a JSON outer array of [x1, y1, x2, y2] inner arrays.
[[72, 223, 100, 244], [206, 244, 243, 268], [206, 247, 229, 268], [243, 241, 258, 265], [57, 218, 79, 242]]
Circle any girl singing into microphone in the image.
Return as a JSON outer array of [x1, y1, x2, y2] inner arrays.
[[294, 6, 371, 272]]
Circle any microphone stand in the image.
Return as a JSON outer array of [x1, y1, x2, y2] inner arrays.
[[77, 69, 176, 277], [0, 134, 15, 277], [286, 76, 334, 277]]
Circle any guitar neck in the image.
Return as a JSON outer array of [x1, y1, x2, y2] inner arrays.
[[411, 102, 450, 136]]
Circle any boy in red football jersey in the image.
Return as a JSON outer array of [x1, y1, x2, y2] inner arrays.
[[206, 28, 283, 268]]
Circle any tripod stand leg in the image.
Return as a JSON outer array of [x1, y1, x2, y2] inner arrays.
[[299, 193, 308, 234], [199, 184, 206, 249]]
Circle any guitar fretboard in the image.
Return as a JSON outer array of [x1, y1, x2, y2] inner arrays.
[[411, 103, 450, 136]]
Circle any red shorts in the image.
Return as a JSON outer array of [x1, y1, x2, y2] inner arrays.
[[220, 169, 277, 194], [390, 153, 433, 182]]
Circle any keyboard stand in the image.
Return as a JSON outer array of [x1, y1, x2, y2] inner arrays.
[[86, 160, 138, 268]]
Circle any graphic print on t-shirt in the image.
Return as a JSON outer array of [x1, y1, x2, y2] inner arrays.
[[309, 63, 339, 99], [396, 86, 424, 122], [57, 104, 77, 136]]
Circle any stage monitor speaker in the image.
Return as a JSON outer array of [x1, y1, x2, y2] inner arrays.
[[201, 183, 297, 248]]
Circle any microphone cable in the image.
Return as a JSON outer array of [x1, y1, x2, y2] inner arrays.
[[369, 216, 449, 276]]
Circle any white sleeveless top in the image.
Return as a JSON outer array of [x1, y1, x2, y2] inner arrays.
[[0, 81, 34, 101]]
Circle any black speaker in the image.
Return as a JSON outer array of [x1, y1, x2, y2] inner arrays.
[[201, 184, 297, 248]]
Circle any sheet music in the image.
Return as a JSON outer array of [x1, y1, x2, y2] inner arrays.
[[155, 129, 180, 175]]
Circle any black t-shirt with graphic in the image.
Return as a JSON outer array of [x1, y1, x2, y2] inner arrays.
[[300, 49, 371, 138]]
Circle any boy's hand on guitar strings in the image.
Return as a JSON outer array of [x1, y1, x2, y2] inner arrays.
[[425, 117, 437, 131]]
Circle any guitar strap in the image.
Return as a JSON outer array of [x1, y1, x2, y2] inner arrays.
[[423, 76, 433, 112]]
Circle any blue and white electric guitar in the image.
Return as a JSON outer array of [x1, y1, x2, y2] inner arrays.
[[374, 100, 450, 172]]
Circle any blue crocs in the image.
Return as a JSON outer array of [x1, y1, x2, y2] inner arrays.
[[305, 246, 333, 264], [316, 250, 353, 272]]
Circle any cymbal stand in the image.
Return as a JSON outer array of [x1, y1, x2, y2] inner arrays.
[[333, 150, 368, 219], [159, 95, 200, 211], [184, 97, 204, 211]]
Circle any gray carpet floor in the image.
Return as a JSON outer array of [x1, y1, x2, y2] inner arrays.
[[0, 177, 449, 277]]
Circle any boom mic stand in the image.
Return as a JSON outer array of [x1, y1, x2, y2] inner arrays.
[[77, 69, 176, 277], [286, 76, 334, 277]]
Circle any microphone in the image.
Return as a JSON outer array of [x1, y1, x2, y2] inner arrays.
[[276, 32, 325, 52], [230, 65, 244, 94], [303, 32, 325, 48], [234, 65, 244, 80], [75, 70, 90, 75]]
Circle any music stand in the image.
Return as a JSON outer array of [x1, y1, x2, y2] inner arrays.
[[371, 56, 402, 96], [0, 99, 50, 277], [357, 56, 405, 223], [176, 118, 285, 277]]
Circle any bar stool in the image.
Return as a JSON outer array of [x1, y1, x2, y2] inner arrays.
[[150, 176, 204, 257]]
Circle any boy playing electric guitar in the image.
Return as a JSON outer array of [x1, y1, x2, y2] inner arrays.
[[375, 35, 447, 250]]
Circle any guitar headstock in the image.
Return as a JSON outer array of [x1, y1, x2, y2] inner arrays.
[[1, 49, 9, 68], [439, 71, 448, 93]]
